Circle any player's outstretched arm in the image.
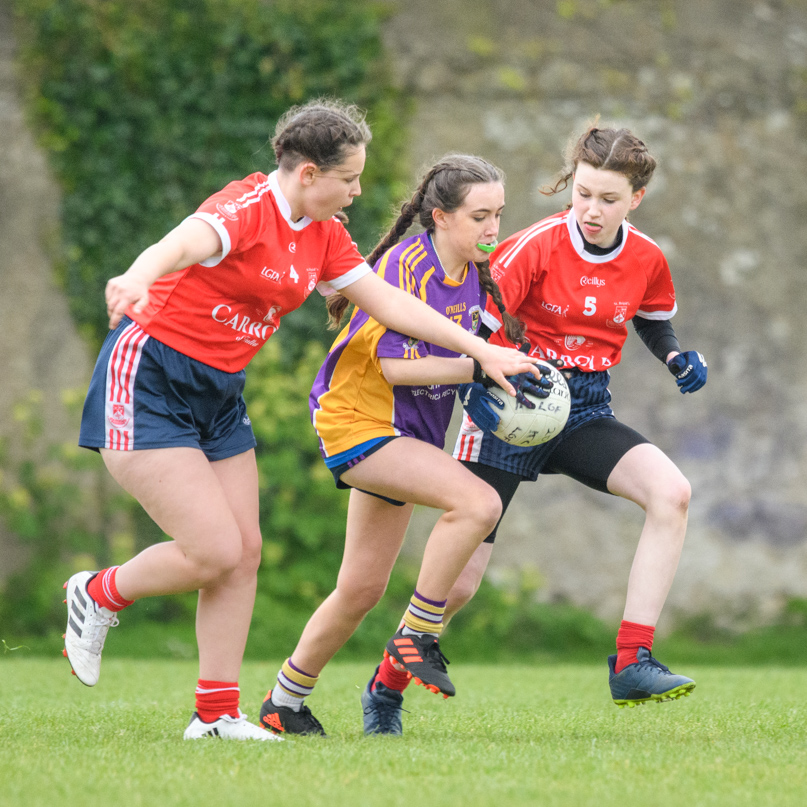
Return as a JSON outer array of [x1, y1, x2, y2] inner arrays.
[[341, 271, 536, 395], [105, 218, 222, 329]]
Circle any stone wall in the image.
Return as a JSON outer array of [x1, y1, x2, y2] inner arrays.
[[2, 0, 806, 627], [385, 0, 807, 629], [0, 0, 94, 580]]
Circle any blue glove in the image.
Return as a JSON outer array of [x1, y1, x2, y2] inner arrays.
[[667, 351, 707, 394], [458, 382, 506, 432], [512, 366, 553, 403], [471, 360, 553, 406]]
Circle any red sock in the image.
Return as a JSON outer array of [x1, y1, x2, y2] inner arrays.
[[615, 620, 655, 673], [374, 655, 412, 692], [87, 567, 135, 612], [195, 680, 240, 723]]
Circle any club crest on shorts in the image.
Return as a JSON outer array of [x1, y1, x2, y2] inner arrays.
[[108, 403, 129, 428]]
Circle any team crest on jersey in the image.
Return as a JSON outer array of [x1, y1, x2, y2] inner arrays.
[[307, 268, 318, 292], [564, 335, 587, 351], [606, 303, 629, 329], [216, 200, 241, 221], [108, 404, 129, 428], [469, 306, 481, 333]]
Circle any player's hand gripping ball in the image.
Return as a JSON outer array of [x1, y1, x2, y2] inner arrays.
[[459, 356, 555, 434], [460, 361, 570, 447], [488, 360, 571, 446], [666, 350, 707, 394]]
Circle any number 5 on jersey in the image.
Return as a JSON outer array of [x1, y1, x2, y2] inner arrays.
[[584, 296, 597, 316]]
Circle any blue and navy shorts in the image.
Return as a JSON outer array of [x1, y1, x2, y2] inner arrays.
[[454, 369, 641, 482], [323, 436, 405, 506], [79, 317, 257, 461]]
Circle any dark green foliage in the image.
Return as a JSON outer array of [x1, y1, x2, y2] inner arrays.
[[2, 0, 413, 649], [12, 0, 409, 350]]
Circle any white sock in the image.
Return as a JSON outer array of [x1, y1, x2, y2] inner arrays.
[[271, 687, 304, 712], [402, 626, 438, 638]]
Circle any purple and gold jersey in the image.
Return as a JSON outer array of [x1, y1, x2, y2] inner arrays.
[[310, 232, 499, 457]]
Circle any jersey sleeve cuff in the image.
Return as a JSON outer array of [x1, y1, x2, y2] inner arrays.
[[186, 212, 232, 266], [635, 302, 678, 320], [317, 261, 372, 294]]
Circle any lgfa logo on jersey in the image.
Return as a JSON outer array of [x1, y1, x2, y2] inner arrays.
[[260, 267, 283, 283], [541, 300, 569, 317]]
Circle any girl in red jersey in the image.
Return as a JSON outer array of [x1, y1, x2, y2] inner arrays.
[[64, 99, 537, 741], [255, 156, 552, 737], [361, 125, 708, 733]]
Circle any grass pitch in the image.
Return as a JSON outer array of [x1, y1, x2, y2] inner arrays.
[[2, 658, 807, 807]]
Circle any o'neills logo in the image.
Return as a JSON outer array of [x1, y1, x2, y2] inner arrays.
[[212, 304, 276, 343], [581, 276, 606, 287]]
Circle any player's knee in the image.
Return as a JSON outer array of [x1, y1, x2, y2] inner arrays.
[[464, 484, 502, 534], [194, 541, 243, 583], [671, 475, 692, 514], [648, 473, 691, 519], [240, 531, 263, 575], [338, 577, 387, 615]]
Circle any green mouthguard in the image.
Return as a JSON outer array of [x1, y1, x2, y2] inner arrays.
[[476, 240, 498, 254]]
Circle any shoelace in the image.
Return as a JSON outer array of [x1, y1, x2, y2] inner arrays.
[[423, 639, 451, 672], [79, 610, 120, 653], [365, 699, 408, 731], [638, 654, 671, 674]]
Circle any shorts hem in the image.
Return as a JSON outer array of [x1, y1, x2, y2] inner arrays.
[[78, 437, 257, 462]]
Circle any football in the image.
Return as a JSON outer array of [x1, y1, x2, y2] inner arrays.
[[490, 362, 571, 447]]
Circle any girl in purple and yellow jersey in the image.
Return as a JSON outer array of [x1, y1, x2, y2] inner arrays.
[[258, 155, 551, 737]]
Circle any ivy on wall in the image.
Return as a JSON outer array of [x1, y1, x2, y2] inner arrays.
[[13, 0, 410, 349]]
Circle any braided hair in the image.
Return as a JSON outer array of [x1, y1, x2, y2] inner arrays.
[[327, 155, 525, 345]]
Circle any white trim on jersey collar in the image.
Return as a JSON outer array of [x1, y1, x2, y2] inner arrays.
[[268, 171, 313, 232], [566, 209, 629, 264]]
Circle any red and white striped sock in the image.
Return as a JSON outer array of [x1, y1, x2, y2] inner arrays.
[[87, 566, 134, 612], [195, 680, 240, 723]]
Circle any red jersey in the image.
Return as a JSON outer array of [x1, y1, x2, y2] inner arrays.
[[129, 171, 370, 372], [488, 210, 677, 370]]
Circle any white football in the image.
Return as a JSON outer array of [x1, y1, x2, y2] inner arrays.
[[490, 361, 571, 447]]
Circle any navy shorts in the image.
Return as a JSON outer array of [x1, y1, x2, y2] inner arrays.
[[455, 369, 619, 480], [79, 317, 257, 461], [325, 436, 406, 507]]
